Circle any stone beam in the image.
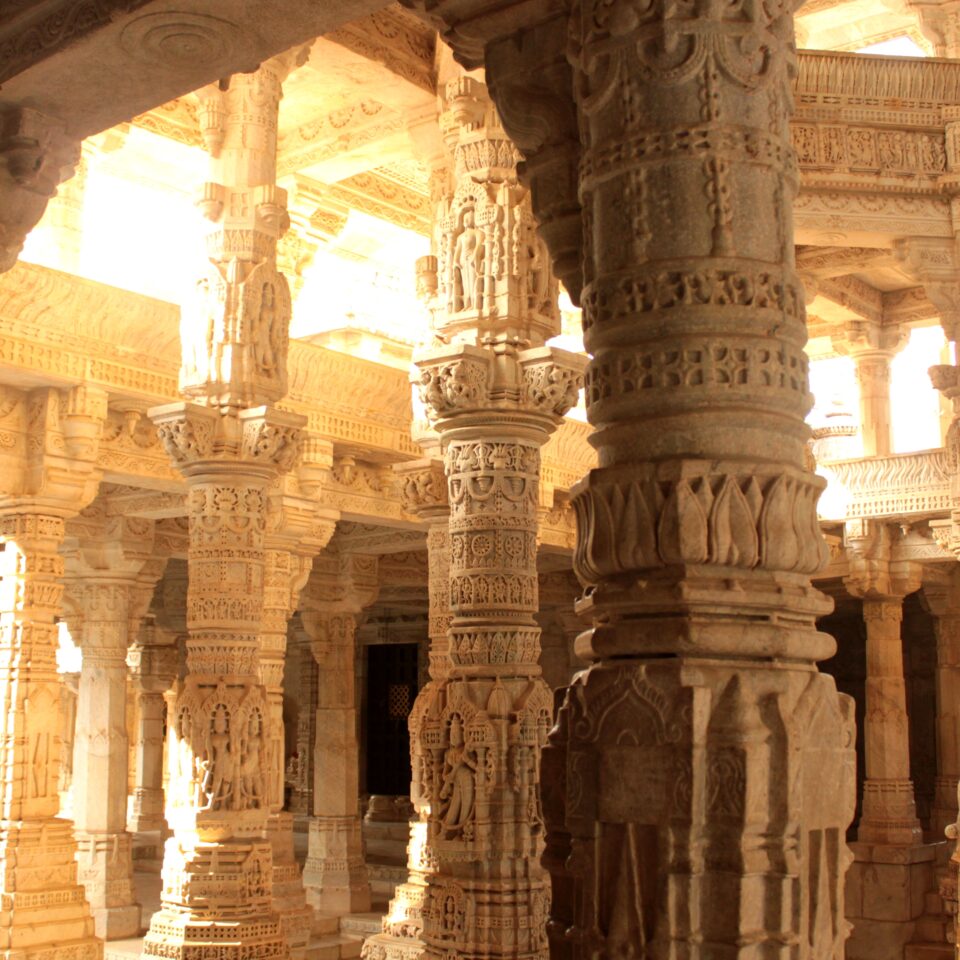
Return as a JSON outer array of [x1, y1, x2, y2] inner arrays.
[[0, 0, 393, 140], [795, 246, 894, 279]]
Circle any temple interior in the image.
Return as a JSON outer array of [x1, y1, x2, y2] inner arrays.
[[8, 0, 960, 958]]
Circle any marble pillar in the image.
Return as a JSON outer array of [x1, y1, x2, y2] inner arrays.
[[924, 570, 960, 839], [288, 618, 318, 825], [405, 75, 584, 960], [59, 670, 79, 817], [858, 597, 924, 846], [262, 501, 336, 959], [364, 458, 449, 960], [844, 521, 933, 959], [64, 581, 141, 939], [143, 51, 305, 960], [127, 617, 179, 833], [0, 108, 78, 274], [468, 0, 860, 949], [843, 321, 904, 459], [0, 384, 105, 960], [301, 551, 378, 919], [61, 518, 166, 939]]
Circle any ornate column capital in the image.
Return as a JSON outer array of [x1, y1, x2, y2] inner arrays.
[[0, 384, 106, 519], [150, 401, 304, 481], [895, 236, 960, 342], [396, 458, 448, 514], [843, 520, 923, 600], [415, 341, 585, 433]]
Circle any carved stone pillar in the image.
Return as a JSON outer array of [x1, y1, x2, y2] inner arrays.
[[405, 76, 584, 960], [363, 458, 450, 960], [58, 669, 79, 816], [536, 572, 587, 695], [470, 0, 858, 952], [859, 599, 923, 843], [0, 107, 78, 274], [845, 523, 923, 846], [61, 515, 166, 939], [924, 569, 960, 839], [262, 489, 337, 959], [301, 551, 379, 919], [144, 403, 303, 960], [0, 383, 104, 960], [127, 617, 179, 833], [143, 51, 305, 960], [288, 617, 318, 824], [843, 521, 933, 958], [838, 321, 905, 458]]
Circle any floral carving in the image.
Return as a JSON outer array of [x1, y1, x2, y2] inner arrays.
[[522, 361, 583, 417], [573, 469, 829, 581], [416, 357, 489, 419]]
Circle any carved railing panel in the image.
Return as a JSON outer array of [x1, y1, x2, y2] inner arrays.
[[821, 448, 951, 519]]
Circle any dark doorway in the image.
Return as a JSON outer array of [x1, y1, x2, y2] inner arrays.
[[365, 642, 419, 796]]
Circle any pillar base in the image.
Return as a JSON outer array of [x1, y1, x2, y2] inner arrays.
[[859, 780, 924, 845], [846, 841, 938, 960], [303, 815, 370, 916], [269, 813, 312, 960], [0, 818, 101, 959], [363, 931, 426, 960], [75, 830, 141, 940], [142, 916, 290, 960], [129, 788, 166, 834], [142, 838, 291, 960], [932, 776, 959, 840]]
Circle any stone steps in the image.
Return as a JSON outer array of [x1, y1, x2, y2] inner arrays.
[[340, 912, 383, 937], [104, 940, 144, 960], [307, 933, 364, 960]]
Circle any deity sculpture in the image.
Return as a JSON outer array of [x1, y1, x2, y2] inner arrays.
[[254, 281, 278, 376]]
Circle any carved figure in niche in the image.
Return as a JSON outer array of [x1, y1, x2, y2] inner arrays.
[[238, 709, 265, 809], [453, 209, 483, 311], [438, 716, 477, 839], [172, 709, 197, 804], [255, 281, 277, 375], [182, 274, 217, 386], [515, 215, 549, 312], [201, 705, 234, 811], [30, 732, 49, 798]]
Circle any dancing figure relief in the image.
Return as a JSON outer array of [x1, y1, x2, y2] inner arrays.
[[238, 710, 266, 809], [438, 716, 478, 840], [200, 704, 235, 811]]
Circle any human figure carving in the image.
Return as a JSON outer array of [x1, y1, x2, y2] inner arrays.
[[239, 710, 265, 810], [453, 210, 483, 311], [201, 705, 234, 811], [438, 717, 477, 839], [255, 281, 276, 375]]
